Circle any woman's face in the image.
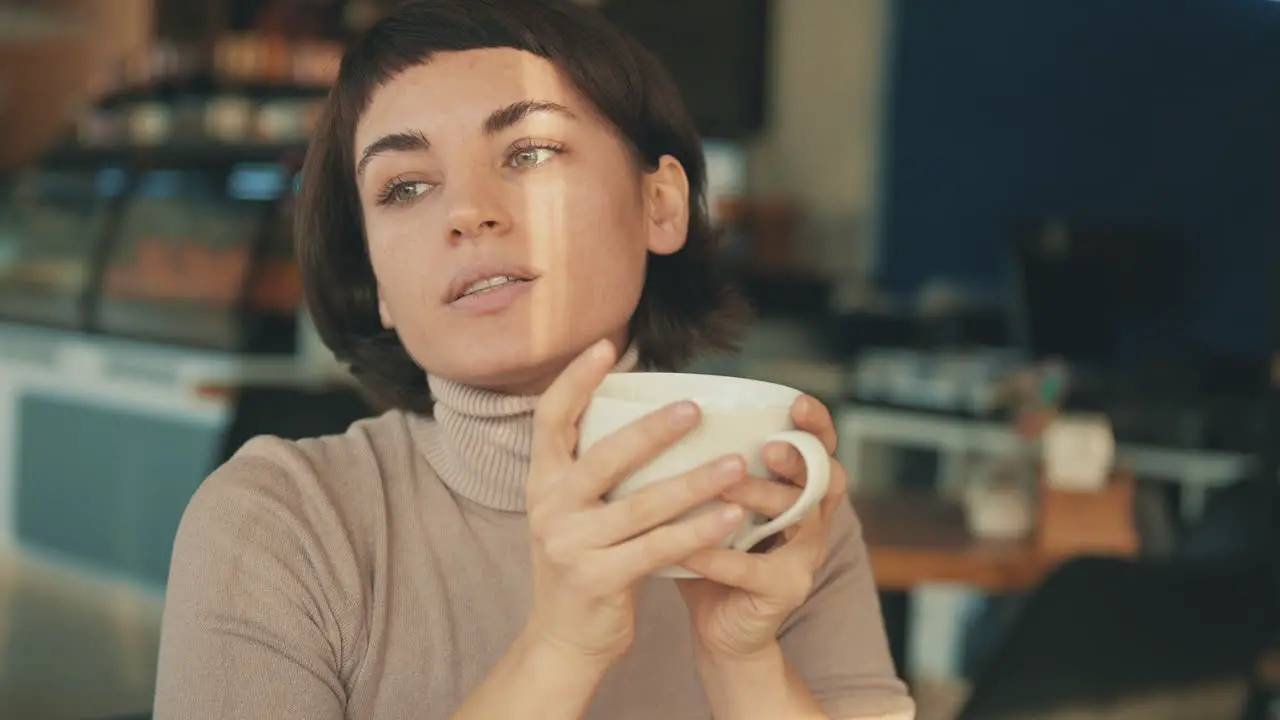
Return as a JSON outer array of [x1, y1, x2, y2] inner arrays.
[[354, 48, 689, 393]]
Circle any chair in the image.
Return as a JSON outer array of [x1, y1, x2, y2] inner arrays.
[[957, 556, 1278, 719], [217, 382, 378, 463], [1240, 330, 1280, 719], [960, 373, 1279, 719]]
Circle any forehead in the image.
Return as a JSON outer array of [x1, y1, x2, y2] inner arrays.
[[356, 48, 582, 147]]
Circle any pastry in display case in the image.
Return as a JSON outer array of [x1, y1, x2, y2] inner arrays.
[[251, 171, 304, 315], [97, 161, 301, 352], [0, 163, 127, 329]]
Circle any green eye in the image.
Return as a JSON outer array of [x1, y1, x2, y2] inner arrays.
[[510, 146, 559, 168], [383, 181, 431, 206]]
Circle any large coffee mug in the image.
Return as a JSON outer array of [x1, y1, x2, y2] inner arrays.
[[579, 372, 831, 578]]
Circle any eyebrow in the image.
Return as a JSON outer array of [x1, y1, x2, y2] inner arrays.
[[356, 130, 431, 178], [356, 100, 577, 178]]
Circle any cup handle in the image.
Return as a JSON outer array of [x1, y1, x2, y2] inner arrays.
[[730, 430, 831, 552]]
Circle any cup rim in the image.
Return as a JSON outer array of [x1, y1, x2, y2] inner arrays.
[[593, 371, 803, 411]]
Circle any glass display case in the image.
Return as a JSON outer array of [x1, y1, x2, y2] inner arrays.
[[8, 74, 317, 354], [0, 164, 127, 329], [97, 161, 300, 352]]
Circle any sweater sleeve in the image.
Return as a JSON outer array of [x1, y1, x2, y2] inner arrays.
[[778, 499, 916, 720], [154, 438, 362, 720]]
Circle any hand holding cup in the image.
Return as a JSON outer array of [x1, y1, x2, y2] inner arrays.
[[521, 341, 751, 663]]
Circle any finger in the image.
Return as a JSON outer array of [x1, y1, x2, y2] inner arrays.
[[774, 501, 830, 569], [762, 441, 808, 485], [595, 504, 746, 587], [719, 475, 801, 519], [683, 547, 816, 610], [677, 547, 789, 599], [584, 455, 747, 547], [821, 459, 848, 522], [532, 339, 617, 460], [572, 400, 701, 498], [790, 395, 837, 455]]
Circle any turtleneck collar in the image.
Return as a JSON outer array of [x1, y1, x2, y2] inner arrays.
[[414, 344, 641, 512]]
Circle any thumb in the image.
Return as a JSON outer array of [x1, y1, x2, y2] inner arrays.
[[532, 339, 617, 461]]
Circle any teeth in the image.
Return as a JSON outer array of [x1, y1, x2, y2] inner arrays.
[[460, 276, 524, 297]]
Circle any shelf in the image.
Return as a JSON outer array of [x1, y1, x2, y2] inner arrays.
[[40, 142, 309, 168]]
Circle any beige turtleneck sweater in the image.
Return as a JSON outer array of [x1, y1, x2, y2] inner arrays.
[[154, 353, 913, 720]]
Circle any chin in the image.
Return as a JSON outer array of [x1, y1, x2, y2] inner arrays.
[[407, 292, 635, 394], [418, 329, 593, 395]]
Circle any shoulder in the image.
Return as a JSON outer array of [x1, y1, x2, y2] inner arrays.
[[176, 409, 425, 584], [162, 411, 431, 696], [191, 410, 414, 515]]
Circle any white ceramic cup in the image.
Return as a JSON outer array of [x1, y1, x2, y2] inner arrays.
[[1042, 414, 1116, 492], [579, 372, 831, 579]]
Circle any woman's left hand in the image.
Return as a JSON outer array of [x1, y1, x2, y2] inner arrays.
[[675, 394, 847, 660]]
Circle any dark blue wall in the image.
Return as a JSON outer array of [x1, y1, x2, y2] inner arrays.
[[880, 0, 1280, 358]]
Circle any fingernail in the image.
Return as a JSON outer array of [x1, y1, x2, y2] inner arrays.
[[765, 443, 788, 463], [668, 401, 699, 427], [713, 455, 744, 479], [590, 340, 613, 360], [721, 505, 744, 523]]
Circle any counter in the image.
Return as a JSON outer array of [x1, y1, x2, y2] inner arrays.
[[0, 322, 337, 590]]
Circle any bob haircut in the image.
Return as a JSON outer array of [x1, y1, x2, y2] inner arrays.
[[295, 0, 749, 414]]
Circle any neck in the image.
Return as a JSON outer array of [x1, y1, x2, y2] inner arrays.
[[412, 343, 642, 512], [468, 328, 633, 396]]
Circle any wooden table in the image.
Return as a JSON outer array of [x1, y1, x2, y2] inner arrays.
[[853, 487, 1141, 679], [853, 490, 1091, 678], [837, 406, 1255, 521], [854, 491, 1053, 593]]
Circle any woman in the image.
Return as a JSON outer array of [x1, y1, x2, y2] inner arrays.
[[155, 1, 913, 718]]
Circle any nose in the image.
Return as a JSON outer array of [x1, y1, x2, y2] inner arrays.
[[445, 171, 513, 243]]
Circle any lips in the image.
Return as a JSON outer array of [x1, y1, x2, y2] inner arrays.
[[444, 263, 540, 303], [458, 275, 529, 298]]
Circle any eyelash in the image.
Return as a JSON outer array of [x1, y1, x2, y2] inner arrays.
[[374, 139, 566, 208], [508, 138, 565, 167], [375, 177, 432, 207]]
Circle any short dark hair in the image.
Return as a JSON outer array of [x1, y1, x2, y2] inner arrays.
[[295, 0, 749, 413]]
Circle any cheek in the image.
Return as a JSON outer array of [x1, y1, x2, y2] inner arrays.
[[365, 218, 439, 311], [522, 174, 649, 318], [522, 168, 646, 264]]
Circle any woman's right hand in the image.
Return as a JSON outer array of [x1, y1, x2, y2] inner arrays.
[[522, 340, 749, 665]]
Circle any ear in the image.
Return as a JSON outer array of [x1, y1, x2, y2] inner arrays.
[[377, 288, 395, 330], [643, 154, 690, 256]]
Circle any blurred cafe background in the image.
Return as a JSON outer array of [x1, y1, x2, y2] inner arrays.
[[0, 0, 1277, 718]]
